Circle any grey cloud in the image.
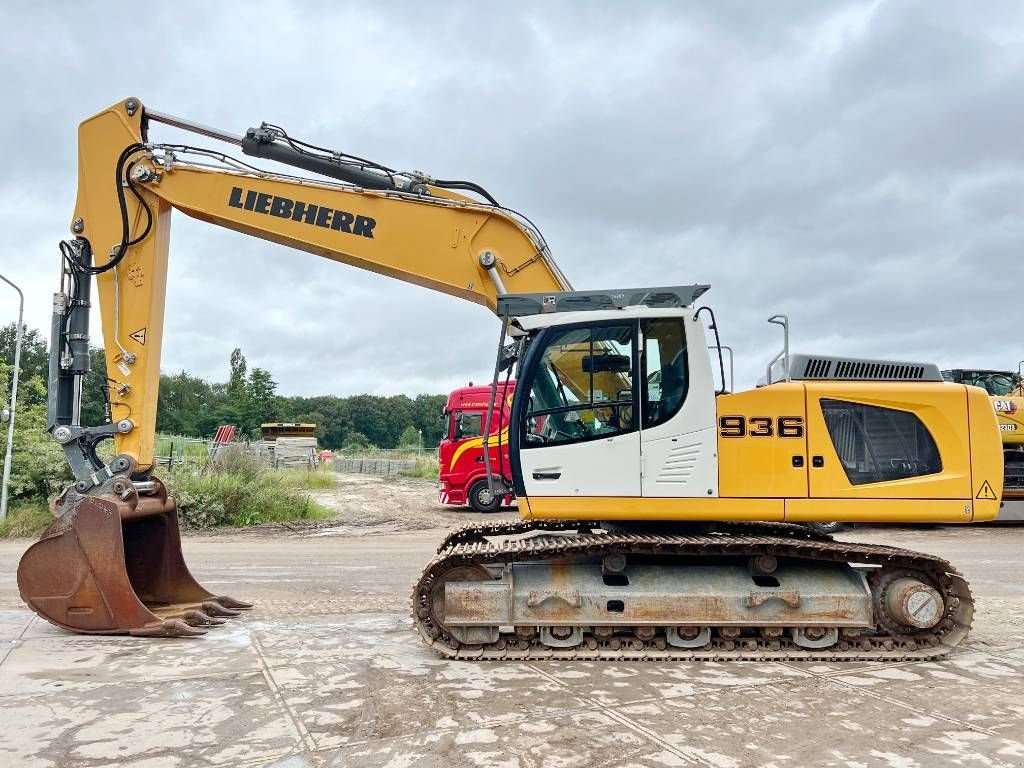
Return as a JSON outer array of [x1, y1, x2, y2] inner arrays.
[[1, 1, 1022, 400]]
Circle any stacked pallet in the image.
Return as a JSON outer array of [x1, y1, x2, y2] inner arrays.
[[270, 437, 320, 469]]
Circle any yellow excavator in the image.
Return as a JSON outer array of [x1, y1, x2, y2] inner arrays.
[[17, 98, 1004, 660]]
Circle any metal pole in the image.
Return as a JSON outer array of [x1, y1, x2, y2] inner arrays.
[[767, 315, 790, 384], [1, 272, 25, 521]]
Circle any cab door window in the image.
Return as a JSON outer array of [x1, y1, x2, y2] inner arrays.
[[523, 323, 635, 447], [641, 318, 688, 428]]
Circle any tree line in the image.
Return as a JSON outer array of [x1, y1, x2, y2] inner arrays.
[[1, 323, 447, 450]]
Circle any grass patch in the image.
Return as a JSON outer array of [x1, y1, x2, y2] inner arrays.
[[0, 500, 52, 538], [165, 458, 332, 529], [0, 460, 336, 537], [285, 468, 338, 490], [400, 456, 439, 480]]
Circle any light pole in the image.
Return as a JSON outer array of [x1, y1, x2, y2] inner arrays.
[[0, 272, 24, 521]]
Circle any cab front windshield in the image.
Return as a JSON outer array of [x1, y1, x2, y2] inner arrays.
[[524, 324, 634, 443]]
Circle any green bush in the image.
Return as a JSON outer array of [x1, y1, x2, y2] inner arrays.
[[397, 425, 421, 449], [165, 457, 331, 529], [342, 430, 373, 451], [0, 500, 53, 538], [400, 456, 439, 480], [0, 365, 72, 503]]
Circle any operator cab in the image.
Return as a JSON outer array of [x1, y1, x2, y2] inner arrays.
[[942, 369, 1023, 397], [490, 286, 721, 501]]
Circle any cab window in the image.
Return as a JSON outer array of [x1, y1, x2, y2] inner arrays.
[[523, 323, 635, 447], [969, 372, 1018, 397], [641, 318, 688, 428], [454, 411, 483, 440]]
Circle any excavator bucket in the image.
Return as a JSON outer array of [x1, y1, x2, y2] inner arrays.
[[17, 482, 251, 637]]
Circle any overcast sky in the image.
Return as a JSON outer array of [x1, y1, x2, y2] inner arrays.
[[1, 1, 1022, 398]]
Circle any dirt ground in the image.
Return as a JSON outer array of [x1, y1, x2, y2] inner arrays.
[[1, 472, 1023, 767], [304, 474, 515, 534]]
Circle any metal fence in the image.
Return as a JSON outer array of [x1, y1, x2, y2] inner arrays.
[[332, 447, 437, 476], [154, 435, 321, 471], [154, 437, 435, 476], [332, 456, 417, 475], [153, 436, 214, 471]]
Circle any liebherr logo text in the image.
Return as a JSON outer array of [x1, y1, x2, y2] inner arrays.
[[228, 187, 376, 239]]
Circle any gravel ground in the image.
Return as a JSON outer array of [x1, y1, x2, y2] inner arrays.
[[1, 475, 1023, 767]]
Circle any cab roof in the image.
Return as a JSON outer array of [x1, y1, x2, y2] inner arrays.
[[513, 304, 694, 331], [445, 381, 515, 411]]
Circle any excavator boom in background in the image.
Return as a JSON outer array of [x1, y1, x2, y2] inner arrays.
[[17, 98, 1003, 660]]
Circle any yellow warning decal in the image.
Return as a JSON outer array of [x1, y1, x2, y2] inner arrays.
[[976, 480, 997, 501]]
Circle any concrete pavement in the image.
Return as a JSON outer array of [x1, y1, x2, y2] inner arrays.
[[1, 524, 1023, 767]]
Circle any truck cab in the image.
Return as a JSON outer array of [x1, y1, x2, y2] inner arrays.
[[438, 381, 515, 512]]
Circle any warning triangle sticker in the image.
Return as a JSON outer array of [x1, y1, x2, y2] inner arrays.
[[976, 480, 997, 501], [129, 327, 146, 346]]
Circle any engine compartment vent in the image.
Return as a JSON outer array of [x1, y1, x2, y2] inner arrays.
[[768, 353, 943, 384]]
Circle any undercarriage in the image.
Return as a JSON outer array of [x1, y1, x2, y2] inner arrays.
[[412, 520, 973, 661]]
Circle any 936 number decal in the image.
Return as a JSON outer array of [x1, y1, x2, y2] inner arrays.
[[719, 416, 804, 438]]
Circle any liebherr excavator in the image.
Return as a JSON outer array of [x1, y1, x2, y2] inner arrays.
[[18, 98, 1004, 661]]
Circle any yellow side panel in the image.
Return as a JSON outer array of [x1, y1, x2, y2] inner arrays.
[[785, 498, 974, 523], [968, 385, 1004, 521], [717, 383, 808, 498], [803, 383, 972, 500], [518, 496, 533, 519], [525, 496, 786, 522]]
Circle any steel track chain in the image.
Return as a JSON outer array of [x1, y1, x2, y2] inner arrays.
[[412, 520, 974, 662], [436, 518, 833, 553]]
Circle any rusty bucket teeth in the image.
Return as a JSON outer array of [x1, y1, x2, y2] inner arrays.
[[129, 619, 207, 638], [201, 600, 242, 618], [182, 609, 226, 627], [17, 486, 254, 639], [213, 595, 254, 610]]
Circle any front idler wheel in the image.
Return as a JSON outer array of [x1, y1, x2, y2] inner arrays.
[[874, 570, 946, 633]]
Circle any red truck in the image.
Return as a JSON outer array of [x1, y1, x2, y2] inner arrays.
[[438, 381, 515, 512]]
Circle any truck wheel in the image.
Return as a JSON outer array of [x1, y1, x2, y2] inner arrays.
[[468, 479, 502, 513]]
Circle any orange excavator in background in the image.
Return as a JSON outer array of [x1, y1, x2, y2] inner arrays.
[[18, 98, 1002, 661]]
